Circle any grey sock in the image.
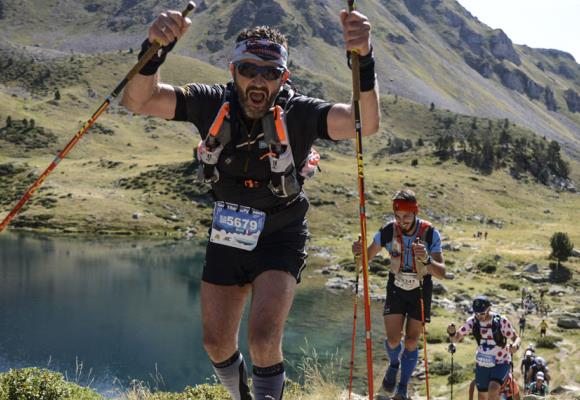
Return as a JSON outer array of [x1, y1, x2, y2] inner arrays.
[[212, 351, 252, 400], [252, 362, 285, 400]]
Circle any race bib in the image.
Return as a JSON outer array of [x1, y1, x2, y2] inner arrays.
[[210, 202, 266, 251], [394, 272, 420, 291], [476, 352, 496, 368]]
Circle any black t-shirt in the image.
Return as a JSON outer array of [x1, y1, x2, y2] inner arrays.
[[173, 82, 333, 213]]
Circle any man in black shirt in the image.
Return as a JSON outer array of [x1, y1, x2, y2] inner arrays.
[[121, 6, 380, 400]]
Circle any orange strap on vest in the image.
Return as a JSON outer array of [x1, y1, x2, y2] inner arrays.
[[208, 102, 230, 138]]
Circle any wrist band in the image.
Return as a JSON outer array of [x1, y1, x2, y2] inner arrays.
[[346, 48, 376, 92], [359, 57, 376, 92], [138, 39, 176, 76]]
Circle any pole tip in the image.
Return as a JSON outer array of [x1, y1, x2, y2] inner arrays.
[[187, 1, 196, 11]]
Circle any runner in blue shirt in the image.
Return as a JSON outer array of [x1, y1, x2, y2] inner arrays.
[[353, 189, 446, 399]]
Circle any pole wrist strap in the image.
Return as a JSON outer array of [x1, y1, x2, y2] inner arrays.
[[137, 39, 176, 76]]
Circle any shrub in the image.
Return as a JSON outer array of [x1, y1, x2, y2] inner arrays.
[[476, 256, 497, 273], [536, 335, 561, 349], [0, 368, 101, 400], [499, 282, 519, 291]]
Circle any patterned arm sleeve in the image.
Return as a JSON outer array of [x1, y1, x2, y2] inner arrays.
[[457, 317, 474, 339], [500, 317, 517, 340]]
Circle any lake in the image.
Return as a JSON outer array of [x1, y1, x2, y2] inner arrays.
[[0, 232, 383, 395]]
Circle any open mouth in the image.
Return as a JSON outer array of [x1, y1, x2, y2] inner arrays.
[[247, 90, 268, 108]]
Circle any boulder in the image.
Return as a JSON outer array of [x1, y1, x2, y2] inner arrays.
[[325, 277, 350, 290], [557, 318, 580, 329], [504, 263, 517, 271], [432, 281, 448, 295], [547, 286, 573, 296], [444, 272, 455, 280], [522, 263, 539, 273], [522, 274, 548, 283]]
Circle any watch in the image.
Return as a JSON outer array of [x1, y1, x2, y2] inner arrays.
[[421, 255, 432, 265]]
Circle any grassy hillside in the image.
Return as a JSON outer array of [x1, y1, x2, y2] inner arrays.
[[0, 4, 579, 398], [0, 0, 579, 157]]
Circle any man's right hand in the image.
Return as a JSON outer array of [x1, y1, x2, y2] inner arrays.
[[447, 323, 456, 337], [149, 10, 192, 46]]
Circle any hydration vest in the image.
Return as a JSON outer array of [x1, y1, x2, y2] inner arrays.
[[379, 219, 433, 273], [472, 314, 507, 347], [196, 82, 320, 198]]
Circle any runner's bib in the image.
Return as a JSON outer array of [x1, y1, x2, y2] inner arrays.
[[476, 351, 496, 368], [210, 201, 266, 251], [394, 272, 420, 291]]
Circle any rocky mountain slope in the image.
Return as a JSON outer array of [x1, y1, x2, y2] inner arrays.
[[1, 0, 579, 157]]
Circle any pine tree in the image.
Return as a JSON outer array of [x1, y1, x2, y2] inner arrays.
[[550, 232, 574, 270], [6, 116, 11, 127], [54, 89, 61, 101]]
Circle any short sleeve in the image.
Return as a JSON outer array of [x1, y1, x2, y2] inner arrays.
[[500, 317, 517, 339], [373, 231, 382, 247], [173, 83, 225, 138], [457, 317, 474, 338], [429, 228, 442, 254]]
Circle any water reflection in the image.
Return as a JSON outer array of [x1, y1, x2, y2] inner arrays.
[[0, 232, 380, 393]]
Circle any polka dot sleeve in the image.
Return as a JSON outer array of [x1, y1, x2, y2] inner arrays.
[[500, 316, 517, 339], [457, 317, 474, 339]]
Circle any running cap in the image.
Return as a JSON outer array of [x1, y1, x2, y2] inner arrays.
[[472, 295, 491, 313], [535, 357, 545, 366], [536, 371, 545, 380], [232, 38, 288, 68], [525, 350, 534, 357]]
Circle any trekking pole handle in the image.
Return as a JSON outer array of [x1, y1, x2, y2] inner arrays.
[[123, 2, 196, 86], [448, 343, 456, 354]]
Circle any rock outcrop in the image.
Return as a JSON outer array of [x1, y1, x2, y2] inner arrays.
[[544, 87, 558, 111], [564, 89, 580, 113], [489, 30, 521, 65]]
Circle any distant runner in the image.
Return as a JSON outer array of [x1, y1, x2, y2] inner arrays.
[[353, 189, 446, 400], [447, 296, 521, 400]]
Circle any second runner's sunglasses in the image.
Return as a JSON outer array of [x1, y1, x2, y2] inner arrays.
[[234, 62, 285, 81]]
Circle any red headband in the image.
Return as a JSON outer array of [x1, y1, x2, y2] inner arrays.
[[393, 199, 419, 213]]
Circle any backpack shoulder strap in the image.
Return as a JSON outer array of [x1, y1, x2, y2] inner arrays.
[[472, 317, 481, 345], [417, 219, 434, 248], [492, 315, 507, 347], [380, 222, 395, 248]]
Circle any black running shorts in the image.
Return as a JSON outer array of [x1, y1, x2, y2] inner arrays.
[[383, 273, 433, 322], [202, 197, 309, 286]]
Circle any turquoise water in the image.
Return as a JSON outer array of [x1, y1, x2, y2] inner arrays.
[[0, 232, 384, 394]]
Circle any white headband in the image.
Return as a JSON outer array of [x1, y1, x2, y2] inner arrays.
[[232, 39, 288, 68]]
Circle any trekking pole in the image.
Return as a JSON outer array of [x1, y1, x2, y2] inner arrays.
[[346, 1, 374, 397], [0, 2, 196, 233], [419, 283, 431, 400], [348, 235, 362, 400], [447, 343, 456, 400], [415, 237, 430, 399]]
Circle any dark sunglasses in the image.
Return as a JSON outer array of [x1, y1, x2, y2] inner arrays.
[[235, 62, 285, 81]]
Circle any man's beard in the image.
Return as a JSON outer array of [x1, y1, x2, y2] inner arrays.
[[235, 82, 278, 120]]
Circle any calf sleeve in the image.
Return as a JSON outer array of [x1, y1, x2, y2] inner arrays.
[[252, 362, 285, 400], [212, 351, 252, 400]]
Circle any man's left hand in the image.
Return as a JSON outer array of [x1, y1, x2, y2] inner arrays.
[[340, 10, 372, 56]]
